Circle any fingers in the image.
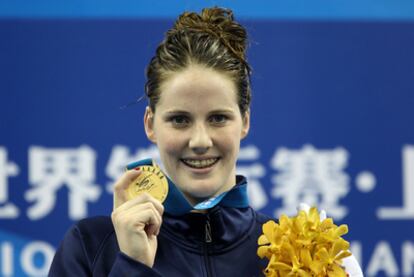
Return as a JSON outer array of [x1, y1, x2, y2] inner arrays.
[[121, 203, 162, 236], [113, 168, 142, 209], [116, 192, 164, 217], [111, 170, 164, 267], [112, 194, 164, 236]]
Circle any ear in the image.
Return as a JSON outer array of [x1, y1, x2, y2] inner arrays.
[[240, 109, 250, 139], [144, 106, 157, 143]]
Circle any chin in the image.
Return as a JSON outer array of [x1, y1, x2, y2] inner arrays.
[[182, 181, 223, 201]]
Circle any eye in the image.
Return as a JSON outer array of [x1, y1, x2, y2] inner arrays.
[[168, 115, 190, 128], [209, 114, 228, 125]]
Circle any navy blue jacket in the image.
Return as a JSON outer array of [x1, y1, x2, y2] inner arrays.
[[49, 190, 272, 276]]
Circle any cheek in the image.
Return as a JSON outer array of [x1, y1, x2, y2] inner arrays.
[[216, 133, 241, 156], [157, 131, 186, 156]]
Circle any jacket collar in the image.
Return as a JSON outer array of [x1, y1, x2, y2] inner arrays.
[[160, 176, 256, 252]]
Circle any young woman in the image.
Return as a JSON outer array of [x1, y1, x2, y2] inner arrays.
[[49, 7, 362, 276], [49, 7, 273, 276]]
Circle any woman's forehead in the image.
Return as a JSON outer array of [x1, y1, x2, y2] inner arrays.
[[157, 66, 238, 108], [156, 91, 239, 114]]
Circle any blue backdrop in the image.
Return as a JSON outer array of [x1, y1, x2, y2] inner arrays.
[[1, 1, 414, 276]]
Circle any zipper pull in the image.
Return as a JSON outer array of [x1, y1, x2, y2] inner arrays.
[[205, 218, 212, 243]]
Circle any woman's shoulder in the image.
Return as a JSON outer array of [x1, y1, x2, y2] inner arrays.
[[75, 215, 115, 236], [64, 216, 117, 260], [252, 209, 275, 225], [72, 216, 117, 253], [50, 216, 119, 275]]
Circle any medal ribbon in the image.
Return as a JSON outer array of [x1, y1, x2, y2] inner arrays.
[[126, 159, 249, 215]]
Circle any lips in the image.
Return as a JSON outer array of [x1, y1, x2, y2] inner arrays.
[[181, 158, 219, 169]]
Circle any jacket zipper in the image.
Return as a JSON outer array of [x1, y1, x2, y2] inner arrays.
[[204, 216, 213, 277], [205, 219, 212, 243]]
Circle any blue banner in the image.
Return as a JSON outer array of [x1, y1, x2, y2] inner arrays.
[[1, 2, 414, 276], [1, 0, 414, 20]]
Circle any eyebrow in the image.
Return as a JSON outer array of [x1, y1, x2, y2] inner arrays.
[[163, 110, 191, 115]]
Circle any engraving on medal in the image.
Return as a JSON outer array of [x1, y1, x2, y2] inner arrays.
[[127, 165, 168, 203]]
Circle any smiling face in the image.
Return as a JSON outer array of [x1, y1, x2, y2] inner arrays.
[[144, 64, 250, 205]]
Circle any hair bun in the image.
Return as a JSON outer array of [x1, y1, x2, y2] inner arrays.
[[146, 6, 251, 115], [171, 7, 248, 61]]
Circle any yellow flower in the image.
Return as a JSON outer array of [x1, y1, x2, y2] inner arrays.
[[311, 239, 352, 276], [257, 207, 352, 277]]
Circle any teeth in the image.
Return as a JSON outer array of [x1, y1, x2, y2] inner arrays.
[[182, 158, 218, 168]]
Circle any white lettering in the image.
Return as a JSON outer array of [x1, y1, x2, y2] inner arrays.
[[366, 241, 399, 276], [377, 145, 414, 219], [271, 145, 350, 219], [21, 241, 55, 276], [350, 241, 363, 268], [237, 145, 268, 210], [26, 146, 101, 220], [0, 147, 20, 218], [1, 242, 13, 276], [403, 241, 414, 276]]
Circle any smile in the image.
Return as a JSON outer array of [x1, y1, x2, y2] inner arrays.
[[181, 158, 219, 169]]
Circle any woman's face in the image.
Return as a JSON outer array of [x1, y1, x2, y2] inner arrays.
[[144, 64, 250, 205]]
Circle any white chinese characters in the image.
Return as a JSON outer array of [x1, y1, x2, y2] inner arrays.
[[0, 147, 20, 218], [25, 146, 101, 220], [237, 145, 268, 210], [271, 144, 350, 220], [1, 143, 413, 224]]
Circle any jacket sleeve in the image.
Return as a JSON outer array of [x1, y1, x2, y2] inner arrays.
[[49, 224, 162, 277], [109, 252, 162, 277]]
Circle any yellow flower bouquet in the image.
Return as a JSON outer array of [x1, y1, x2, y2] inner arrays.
[[257, 207, 351, 277]]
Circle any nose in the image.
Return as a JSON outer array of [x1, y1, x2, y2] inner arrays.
[[188, 123, 213, 154]]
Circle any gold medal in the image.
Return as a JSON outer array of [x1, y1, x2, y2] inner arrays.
[[127, 165, 169, 203]]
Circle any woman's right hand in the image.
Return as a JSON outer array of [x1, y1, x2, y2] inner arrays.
[[111, 168, 164, 267]]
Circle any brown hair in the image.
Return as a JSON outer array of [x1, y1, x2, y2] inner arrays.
[[145, 7, 251, 116]]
